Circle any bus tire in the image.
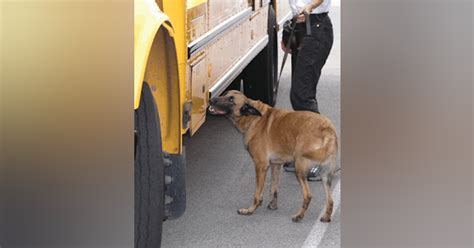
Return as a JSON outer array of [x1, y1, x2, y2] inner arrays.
[[134, 82, 165, 248], [243, 5, 279, 106]]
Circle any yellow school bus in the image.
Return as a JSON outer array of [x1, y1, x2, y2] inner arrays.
[[134, 0, 290, 246]]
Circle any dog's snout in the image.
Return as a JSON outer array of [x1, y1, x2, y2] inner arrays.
[[209, 98, 217, 105]]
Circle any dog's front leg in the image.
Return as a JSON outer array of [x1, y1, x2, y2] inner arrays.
[[238, 161, 269, 215], [267, 163, 282, 210]]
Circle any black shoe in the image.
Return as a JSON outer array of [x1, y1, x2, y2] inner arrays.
[[284, 163, 322, 181], [307, 166, 322, 181], [283, 163, 295, 172]]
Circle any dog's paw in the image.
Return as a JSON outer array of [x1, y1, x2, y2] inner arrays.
[[291, 214, 304, 222], [267, 202, 278, 210], [320, 216, 331, 223], [237, 208, 253, 215]]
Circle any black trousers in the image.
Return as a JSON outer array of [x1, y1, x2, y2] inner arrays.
[[290, 13, 333, 113]]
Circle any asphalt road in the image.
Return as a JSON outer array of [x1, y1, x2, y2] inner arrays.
[[162, 7, 340, 248]]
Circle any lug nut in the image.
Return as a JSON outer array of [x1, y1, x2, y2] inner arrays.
[[165, 195, 174, 205], [165, 176, 173, 185]]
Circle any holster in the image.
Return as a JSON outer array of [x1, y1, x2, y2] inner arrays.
[[282, 20, 306, 51]]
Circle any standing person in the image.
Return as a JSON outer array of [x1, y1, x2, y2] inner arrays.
[[281, 0, 334, 180]]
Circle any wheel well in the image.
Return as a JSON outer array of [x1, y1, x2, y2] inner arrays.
[[142, 23, 182, 154]]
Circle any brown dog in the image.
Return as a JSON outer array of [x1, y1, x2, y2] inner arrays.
[[208, 90, 338, 222]]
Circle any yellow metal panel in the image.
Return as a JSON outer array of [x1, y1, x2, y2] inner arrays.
[[134, 0, 183, 154], [134, 0, 169, 110], [143, 27, 182, 154], [161, 0, 188, 135]]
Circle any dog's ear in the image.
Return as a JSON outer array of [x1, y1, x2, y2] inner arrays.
[[240, 103, 262, 116]]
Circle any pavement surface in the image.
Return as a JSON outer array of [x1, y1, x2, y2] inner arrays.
[[162, 7, 340, 248]]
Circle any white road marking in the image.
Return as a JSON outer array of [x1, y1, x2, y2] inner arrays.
[[302, 179, 341, 248]]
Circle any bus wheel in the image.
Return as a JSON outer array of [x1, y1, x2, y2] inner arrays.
[[243, 5, 279, 106], [134, 82, 164, 248]]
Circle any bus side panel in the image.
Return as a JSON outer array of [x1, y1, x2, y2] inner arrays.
[[208, 0, 248, 31], [185, 4, 270, 133], [207, 22, 246, 89], [207, 7, 268, 89], [187, 2, 208, 44], [188, 53, 208, 135]]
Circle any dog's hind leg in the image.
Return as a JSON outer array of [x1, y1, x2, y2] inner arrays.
[[291, 158, 313, 222], [320, 156, 336, 222], [267, 163, 282, 210], [238, 161, 269, 216]]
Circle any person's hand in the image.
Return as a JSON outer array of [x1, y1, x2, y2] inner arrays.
[[281, 40, 291, 54], [295, 14, 305, 23], [301, 4, 314, 16], [296, 4, 314, 23]]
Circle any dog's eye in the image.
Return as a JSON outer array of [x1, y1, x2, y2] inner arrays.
[[229, 96, 234, 102]]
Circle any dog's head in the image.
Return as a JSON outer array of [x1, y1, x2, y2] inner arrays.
[[208, 90, 262, 118]]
